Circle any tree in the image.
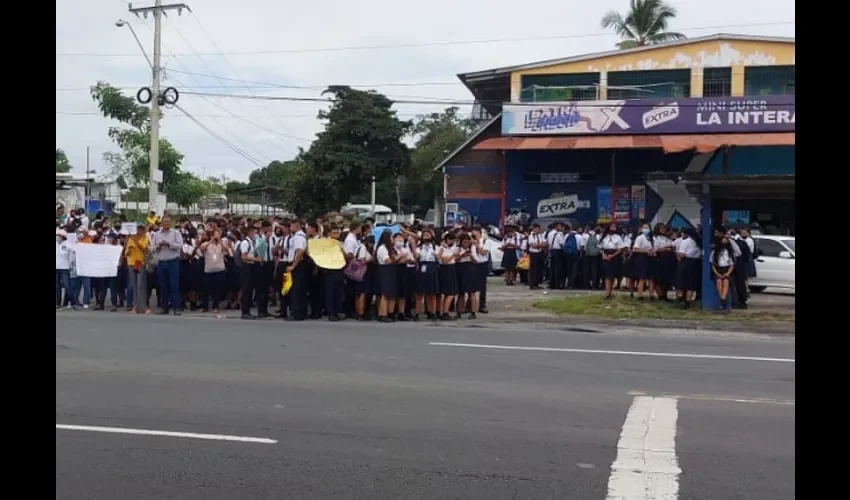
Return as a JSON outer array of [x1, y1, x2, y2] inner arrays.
[[89, 82, 184, 189], [56, 148, 72, 173], [297, 86, 412, 216], [601, 0, 685, 50], [404, 107, 477, 212]]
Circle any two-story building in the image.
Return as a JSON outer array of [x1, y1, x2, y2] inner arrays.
[[440, 33, 795, 233]]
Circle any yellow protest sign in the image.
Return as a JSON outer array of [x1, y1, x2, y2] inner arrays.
[[307, 238, 346, 270]]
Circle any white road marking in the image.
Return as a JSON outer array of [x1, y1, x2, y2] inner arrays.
[[628, 391, 795, 406], [55, 424, 277, 444], [606, 396, 680, 500], [429, 342, 794, 363]]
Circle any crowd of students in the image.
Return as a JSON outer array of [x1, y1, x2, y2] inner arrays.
[[56, 206, 758, 318], [55, 209, 495, 321], [495, 221, 757, 311]]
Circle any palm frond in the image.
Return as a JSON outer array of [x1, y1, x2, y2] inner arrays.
[[601, 10, 637, 44], [646, 31, 687, 44]]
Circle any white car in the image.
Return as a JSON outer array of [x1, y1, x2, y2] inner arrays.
[[749, 235, 795, 293], [484, 234, 505, 275]]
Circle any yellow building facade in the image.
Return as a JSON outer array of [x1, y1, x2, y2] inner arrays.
[[502, 34, 794, 101]]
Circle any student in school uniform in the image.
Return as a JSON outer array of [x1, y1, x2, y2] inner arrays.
[[413, 229, 439, 320], [518, 228, 530, 285], [305, 222, 325, 319], [630, 223, 655, 300], [375, 230, 399, 322], [394, 233, 417, 321], [455, 233, 482, 319], [199, 229, 230, 313], [583, 225, 601, 290], [342, 222, 362, 318], [255, 221, 275, 318], [599, 223, 625, 300], [285, 220, 309, 321], [273, 223, 291, 318], [471, 228, 490, 313], [323, 226, 346, 321], [437, 232, 459, 320], [237, 226, 262, 319], [651, 224, 676, 301], [621, 228, 636, 295], [676, 228, 703, 309], [526, 224, 546, 290], [354, 235, 376, 321], [547, 223, 565, 289], [710, 233, 735, 311], [499, 226, 520, 285]]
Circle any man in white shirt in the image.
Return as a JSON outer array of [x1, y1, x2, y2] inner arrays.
[[286, 220, 309, 321], [238, 226, 262, 319], [342, 222, 362, 318], [548, 223, 565, 289], [527, 224, 547, 290]]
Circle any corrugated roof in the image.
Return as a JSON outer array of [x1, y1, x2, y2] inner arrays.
[[458, 33, 795, 84]]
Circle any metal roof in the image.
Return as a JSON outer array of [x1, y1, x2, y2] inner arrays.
[[458, 33, 795, 84]]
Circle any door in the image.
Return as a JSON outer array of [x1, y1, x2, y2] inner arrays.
[[753, 238, 795, 288]]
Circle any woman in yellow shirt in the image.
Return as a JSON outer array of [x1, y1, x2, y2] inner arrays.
[[125, 225, 151, 314]]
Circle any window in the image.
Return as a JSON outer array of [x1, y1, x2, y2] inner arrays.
[[520, 73, 600, 102], [744, 66, 796, 96], [755, 238, 785, 257], [608, 69, 691, 99], [702, 67, 732, 97], [780, 239, 795, 254]]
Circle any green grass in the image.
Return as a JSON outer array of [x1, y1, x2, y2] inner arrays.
[[534, 294, 794, 324]]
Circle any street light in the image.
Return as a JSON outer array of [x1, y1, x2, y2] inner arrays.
[[115, 19, 153, 70]]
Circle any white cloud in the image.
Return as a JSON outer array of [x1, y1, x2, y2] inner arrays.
[[56, 0, 795, 181]]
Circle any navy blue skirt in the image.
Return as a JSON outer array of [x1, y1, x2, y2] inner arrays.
[[677, 257, 701, 292], [377, 264, 397, 299], [457, 261, 480, 294], [438, 264, 459, 296], [416, 261, 439, 295], [631, 253, 650, 280], [600, 250, 621, 279], [356, 263, 377, 295], [654, 252, 677, 287], [397, 264, 415, 300], [501, 249, 518, 271]]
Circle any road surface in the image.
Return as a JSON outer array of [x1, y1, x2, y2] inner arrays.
[[56, 313, 795, 499]]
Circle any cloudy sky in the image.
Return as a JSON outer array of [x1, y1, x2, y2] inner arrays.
[[56, 0, 794, 182]]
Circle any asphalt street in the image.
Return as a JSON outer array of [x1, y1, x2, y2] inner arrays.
[[56, 313, 795, 500]]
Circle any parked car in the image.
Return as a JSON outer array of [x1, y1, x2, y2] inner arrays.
[[484, 234, 504, 275], [748, 235, 795, 293]]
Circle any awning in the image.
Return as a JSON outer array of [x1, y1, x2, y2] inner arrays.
[[472, 133, 795, 153]]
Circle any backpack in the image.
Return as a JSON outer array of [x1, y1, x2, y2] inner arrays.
[[234, 239, 253, 267], [564, 233, 578, 254], [585, 234, 600, 257]]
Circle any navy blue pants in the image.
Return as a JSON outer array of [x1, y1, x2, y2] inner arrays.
[[56, 269, 71, 307], [156, 259, 181, 311], [203, 271, 226, 310]]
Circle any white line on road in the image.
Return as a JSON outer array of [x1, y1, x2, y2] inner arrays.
[[55, 424, 277, 444], [628, 390, 795, 406], [429, 342, 795, 363], [606, 396, 680, 500]]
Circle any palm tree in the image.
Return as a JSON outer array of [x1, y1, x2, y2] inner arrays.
[[601, 0, 686, 50]]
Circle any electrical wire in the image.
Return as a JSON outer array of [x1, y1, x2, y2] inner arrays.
[[56, 110, 436, 118], [56, 21, 794, 56], [178, 90, 796, 108], [172, 103, 265, 167]]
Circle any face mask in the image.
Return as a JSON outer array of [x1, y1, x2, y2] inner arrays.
[[642, 228, 650, 235], [394, 242, 404, 249], [423, 238, 432, 243]]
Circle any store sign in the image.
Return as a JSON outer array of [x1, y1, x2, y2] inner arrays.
[[501, 96, 795, 135], [537, 194, 590, 217]]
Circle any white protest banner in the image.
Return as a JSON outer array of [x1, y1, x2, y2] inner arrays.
[[75, 244, 123, 278], [121, 222, 138, 235]]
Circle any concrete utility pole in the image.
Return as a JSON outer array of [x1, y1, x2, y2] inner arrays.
[[127, 1, 190, 213]]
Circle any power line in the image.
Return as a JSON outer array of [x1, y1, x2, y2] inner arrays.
[[56, 110, 437, 118], [164, 69, 460, 88], [179, 90, 796, 108], [55, 21, 795, 57], [172, 104, 265, 167]]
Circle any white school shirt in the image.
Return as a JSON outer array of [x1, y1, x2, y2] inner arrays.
[[550, 231, 565, 250], [343, 233, 360, 256], [576, 233, 588, 249], [527, 233, 545, 253], [418, 243, 437, 262], [376, 244, 393, 265], [678, 237, 702, 259], [673, 237, 684, 253], [401, 247, 416, 268], [653, 235, 675, 250], [623, 235, 632, 248], [710, 249, 734, 267], [238, 239, 257, 261], [437, 245, 458, 265], [600, 234, 625, 250], [474, 241, 490, 264], [288, 231, 307, 262], [502, 234, 520, 249], [728, 238, 743, 259], [633, 233, 653, 251], [355, 244, 373, 263]]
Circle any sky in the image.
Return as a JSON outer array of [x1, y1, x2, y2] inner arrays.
[[56, 0, 795, 183]]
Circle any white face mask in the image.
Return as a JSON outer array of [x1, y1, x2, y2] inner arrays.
[[394, 242, 404, 249]]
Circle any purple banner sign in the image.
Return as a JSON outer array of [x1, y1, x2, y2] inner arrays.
[[501, 95, 795, 135]]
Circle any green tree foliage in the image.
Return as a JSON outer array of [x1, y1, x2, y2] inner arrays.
[[89, 82, 184, 189], [601, 0, 685, 50], [56, 148, 72, 173], [297, 86, 412, 216]]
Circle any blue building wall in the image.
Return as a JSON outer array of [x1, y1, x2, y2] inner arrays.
[[505, 149, 695, 227], [449, 198, 502, 224], [704, 146, 794, 176]]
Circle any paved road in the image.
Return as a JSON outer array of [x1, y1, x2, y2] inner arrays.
[[56, 313, 795, 499]]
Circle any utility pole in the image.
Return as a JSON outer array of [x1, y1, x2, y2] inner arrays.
[[84, 146, 91, 211], [128, 1, 190, 214]]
